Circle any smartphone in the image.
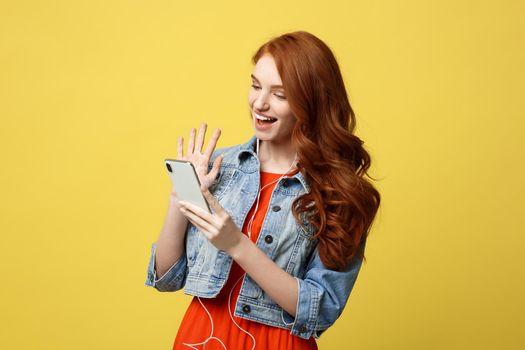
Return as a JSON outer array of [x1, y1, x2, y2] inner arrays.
[[164, 159, 212, 213]]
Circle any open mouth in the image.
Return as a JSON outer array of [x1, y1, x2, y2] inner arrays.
[[255, 113, 278, 125]]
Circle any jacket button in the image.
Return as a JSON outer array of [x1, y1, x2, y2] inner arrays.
[[299, 324, 307, 333], [272, 205, 281, 212], [242, 304, 251, 313], [264, 235, 273, 244]]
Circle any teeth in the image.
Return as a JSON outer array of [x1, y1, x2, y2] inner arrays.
[[255, 113, 277, 121]]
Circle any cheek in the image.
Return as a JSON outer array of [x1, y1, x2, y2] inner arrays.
[[284, 110, 298, 130], [285, 118, 297, 132], [276, 106, 295, 123]]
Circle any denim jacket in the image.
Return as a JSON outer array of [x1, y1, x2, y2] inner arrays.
[[144, 135, 366, 339]]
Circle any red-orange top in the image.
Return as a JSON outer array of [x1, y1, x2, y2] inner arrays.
[[172, 169, 317, 350]]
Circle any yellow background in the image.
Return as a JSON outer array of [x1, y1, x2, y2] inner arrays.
[[1, 1, 523, 349]]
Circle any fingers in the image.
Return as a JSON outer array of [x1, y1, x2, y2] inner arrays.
[[187, 128, 196, 155], [208, 154, 224, 183], [179, 200, 216, 222], [177, 136, 184, 159], [180, 124, 219, 160], [195, 122, 207, 154], [179, 206, 217, 236], [204, 128, 222, 158], [179, 200, 224, 233], [201, 189, 225, 216]]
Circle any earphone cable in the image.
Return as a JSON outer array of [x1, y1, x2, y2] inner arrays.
[[182, 138, 297, 349]]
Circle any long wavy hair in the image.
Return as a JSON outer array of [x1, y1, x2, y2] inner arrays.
[[252, 31, 381, 271]]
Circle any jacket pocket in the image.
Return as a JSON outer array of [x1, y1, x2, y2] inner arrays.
[[286, 221, 318, 278]]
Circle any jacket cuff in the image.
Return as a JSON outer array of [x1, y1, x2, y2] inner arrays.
[[144, 242, 187, 292], [287, 277, 321, 339]]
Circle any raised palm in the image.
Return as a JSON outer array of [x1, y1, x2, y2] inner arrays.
[[177, 123, 224, 192]]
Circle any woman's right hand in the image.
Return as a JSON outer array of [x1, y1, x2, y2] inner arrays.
[[169, 123, 224, 206]]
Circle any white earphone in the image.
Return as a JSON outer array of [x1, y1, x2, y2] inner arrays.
[[247, 138, 298, 237], [182, 138, 298, 350]]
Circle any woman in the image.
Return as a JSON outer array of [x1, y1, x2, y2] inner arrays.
[[145, 31, 381, 350]]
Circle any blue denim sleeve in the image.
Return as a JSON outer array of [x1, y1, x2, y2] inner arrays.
[[283, 240, 366, 339], [144, 148, 222, 292], [144, 241, 188, 292]]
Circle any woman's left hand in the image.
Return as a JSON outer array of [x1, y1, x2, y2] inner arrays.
[[178, 189, 244, 254]]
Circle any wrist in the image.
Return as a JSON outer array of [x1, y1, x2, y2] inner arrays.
[[227, 233, 250, 260]]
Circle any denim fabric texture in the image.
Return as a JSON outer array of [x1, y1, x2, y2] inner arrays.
[[144, 135, 365, 339]]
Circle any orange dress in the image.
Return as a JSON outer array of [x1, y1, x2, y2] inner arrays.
[[173, 170, 318, 350]]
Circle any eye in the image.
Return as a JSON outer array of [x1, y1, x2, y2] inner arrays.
[[251, 84, 286, 100]]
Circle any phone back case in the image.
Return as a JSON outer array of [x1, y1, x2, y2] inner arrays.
[[164, 159, 211, 213]]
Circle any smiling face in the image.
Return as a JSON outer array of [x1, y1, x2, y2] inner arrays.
[[248, 54, 296, 144]]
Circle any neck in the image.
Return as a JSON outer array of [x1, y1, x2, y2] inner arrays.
[[257, 138, 298, 173]]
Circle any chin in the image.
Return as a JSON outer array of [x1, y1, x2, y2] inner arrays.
[[253, 131, 271, 141]]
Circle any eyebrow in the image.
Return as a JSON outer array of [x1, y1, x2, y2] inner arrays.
[[251, 74, 284, 89]]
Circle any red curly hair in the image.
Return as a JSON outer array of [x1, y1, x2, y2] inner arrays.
[[252, 31, 381, 271]]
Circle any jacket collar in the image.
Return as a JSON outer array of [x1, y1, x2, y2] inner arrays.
[[235, 135, 310, 193]]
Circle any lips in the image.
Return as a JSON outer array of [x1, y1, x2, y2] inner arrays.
[[254, 112, 277, 122]]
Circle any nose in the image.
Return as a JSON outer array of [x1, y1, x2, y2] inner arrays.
[[253, 91, 270, 111]]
